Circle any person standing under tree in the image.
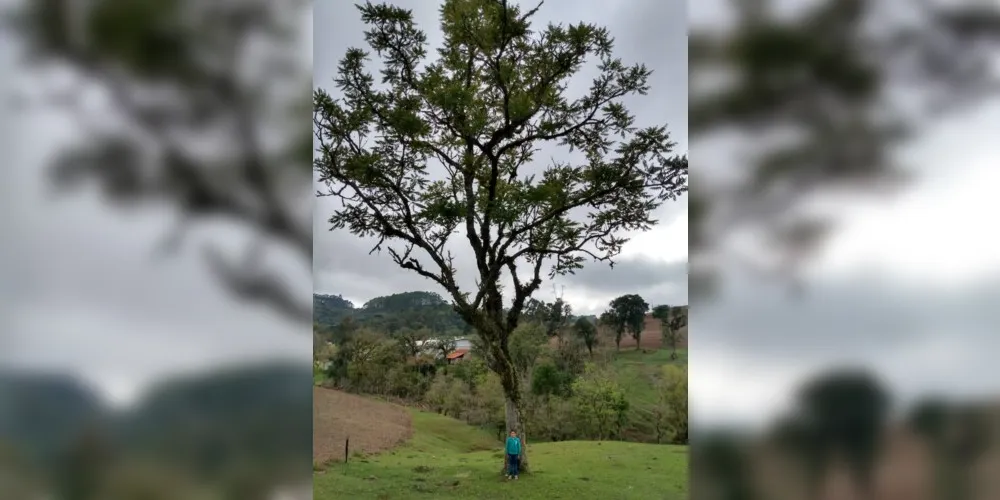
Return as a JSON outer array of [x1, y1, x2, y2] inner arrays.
[[505, 430, 522, 480]]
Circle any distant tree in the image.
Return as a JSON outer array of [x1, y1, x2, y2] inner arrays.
[[433, 337, 458, 362], [313, 0, 686, 472], [651, 304, 686, 359], [337, 316, 359, 340], [573, 316, 598, 357], [545, 298, 573, 338], [794, 369, 890, 499], [522, 298, 572, 338], [397, 327, 432, 357], [599, 310, 626, 351], [607, 294, 649, 350]]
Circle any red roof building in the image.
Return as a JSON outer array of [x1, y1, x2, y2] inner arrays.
[[446, 349, 469, 363]]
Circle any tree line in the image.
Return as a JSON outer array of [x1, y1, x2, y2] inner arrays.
[[316, 293, 688, 446]]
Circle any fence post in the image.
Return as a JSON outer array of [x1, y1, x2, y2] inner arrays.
[[345, 437, 349, 463]]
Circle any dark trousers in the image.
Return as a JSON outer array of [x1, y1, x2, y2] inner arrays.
[[507, 453, 519, 476]]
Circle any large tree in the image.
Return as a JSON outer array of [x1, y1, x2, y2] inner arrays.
[[607, 294, 649, 350], [313, 0, 686, 472]]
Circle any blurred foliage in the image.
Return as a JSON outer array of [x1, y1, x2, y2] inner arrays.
[[0, 363, 311, 499], [692, 368, 1000, 500], [689, 0, 1000, 295], [6, 0, 313, 322]]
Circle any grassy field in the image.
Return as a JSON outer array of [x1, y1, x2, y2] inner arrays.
[[314, 409, 688, 500], [613, 348, 687, 406]]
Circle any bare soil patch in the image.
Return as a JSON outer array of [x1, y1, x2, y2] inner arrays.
[[592, 315, 688, 350], [313, 387, 413, 463]]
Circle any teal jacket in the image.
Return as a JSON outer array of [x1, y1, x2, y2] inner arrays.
[[505, 436, 521, 455]]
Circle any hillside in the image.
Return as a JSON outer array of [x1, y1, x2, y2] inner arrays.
[[314, 291, 471, 337], [314, 400, 688, 500], [0, 372, 105, 468], [0, 364, 312, 485], [313, 388, 412, 463], [597, 308, 689, 350]]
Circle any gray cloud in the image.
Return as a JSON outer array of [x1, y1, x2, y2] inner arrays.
[[313, 0, 688, 309], [562, 256, 687, 302], [1, 8, 312, 403], [697, 269, 1000, 360]]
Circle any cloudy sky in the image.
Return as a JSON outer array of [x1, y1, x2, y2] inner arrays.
[[313, 0, 689, 315], [0, 3, 313, 405], [688, 0, 1000, 428]]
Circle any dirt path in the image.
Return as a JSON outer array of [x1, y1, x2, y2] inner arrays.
[[313, 388, 413, 463]]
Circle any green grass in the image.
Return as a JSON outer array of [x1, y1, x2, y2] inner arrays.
[[314, 409, 688, 500], [612, 349, 687, 406]]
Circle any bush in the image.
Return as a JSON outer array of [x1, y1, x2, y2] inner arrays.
[[531, 362, 574, 398], [572, 364, 630, 440]]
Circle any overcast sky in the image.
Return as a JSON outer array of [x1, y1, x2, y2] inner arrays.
[[688, 0, 1000, 428], [0, 2, 313, 406], [313, 0, 690, 315]]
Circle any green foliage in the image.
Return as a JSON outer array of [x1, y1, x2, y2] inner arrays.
[[572, 316, 598, 355], [450, 356, 489, 388], [465, 373, 506, 437], [606, 294, 649, 349], [424, 375, 469, 418], [524, 394, 579, 442], [530, 362, 574, 398], [508, 322, 547, 376], [314, 292, 471, 341], [654, 365, 688, 444], [524, 298, 573, 337], [571, 364, 630, 440], [313, 294, 355, 327], [651, 304, 687, 358]]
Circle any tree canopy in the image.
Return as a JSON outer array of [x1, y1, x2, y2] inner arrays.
[[313, 0, 686, 334], [606, 294, 649, 350]]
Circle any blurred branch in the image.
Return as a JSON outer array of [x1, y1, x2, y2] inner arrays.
[[690, 0, 1000, 297], [8, 0, 313, 323]]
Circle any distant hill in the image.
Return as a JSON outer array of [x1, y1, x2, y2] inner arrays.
[[0, 372, 105, 467], [314, 291, 470, 338], [0, 364, 311, 480], [313, 294, 355, 326]]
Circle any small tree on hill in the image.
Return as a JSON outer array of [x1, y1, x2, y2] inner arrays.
[[607, 294, 649, 350], [573, 316, 598, 357], [651, 304, 686, 360], [314, 0, 686, 473], [599, 310, 625, 351]]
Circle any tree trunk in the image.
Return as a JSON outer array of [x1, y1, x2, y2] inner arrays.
[[501, 395, 529, 474]]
